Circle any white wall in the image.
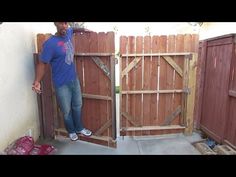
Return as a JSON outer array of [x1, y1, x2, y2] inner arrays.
[[199, 22, 236, 40], [0, 22, 55, 152], [86, 22, 236, 40]]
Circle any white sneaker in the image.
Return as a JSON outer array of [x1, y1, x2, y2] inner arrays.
[[69, 133, 78, 141], [78, 128, 92, 136]]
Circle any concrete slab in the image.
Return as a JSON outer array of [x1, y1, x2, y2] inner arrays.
[[40, 132, 202, 155], [137, 136, 201, 155]]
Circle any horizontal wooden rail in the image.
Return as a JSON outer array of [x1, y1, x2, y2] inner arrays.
[[82, 93, 112, 101], [121, 90, 185, 94], [55, 128, 115, 142], [229, 90, 236, 98], [121, 125, 185, 131], [121, 52, 192, 57], [75, 53, 115, 57]]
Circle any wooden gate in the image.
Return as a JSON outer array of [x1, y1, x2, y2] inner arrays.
[[119, 34, 199, 136], [35, 32, 116, 148]]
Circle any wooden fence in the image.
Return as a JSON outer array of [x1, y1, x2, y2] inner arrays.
[[35, 31, 200, 147]]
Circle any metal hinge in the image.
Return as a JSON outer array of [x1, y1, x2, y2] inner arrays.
[[183, 88, 191, 94], [185, 54, 193, 60]]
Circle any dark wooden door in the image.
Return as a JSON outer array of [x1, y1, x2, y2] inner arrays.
[[200, 35, 233, 143]]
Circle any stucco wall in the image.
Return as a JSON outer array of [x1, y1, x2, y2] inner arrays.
[[0, 22, 55, 152], [199, 22, 236, 40]]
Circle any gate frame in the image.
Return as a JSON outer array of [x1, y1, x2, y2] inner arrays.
[[53, 53, 117, 147], [119, 52, 198, 136]]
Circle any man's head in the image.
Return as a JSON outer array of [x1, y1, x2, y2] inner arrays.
[[54, 22, 69, 36]]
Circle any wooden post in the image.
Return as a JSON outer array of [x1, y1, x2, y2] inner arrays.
[[184, 53, 198, 135], [110, 56, 116, 140], [181, 55, 189, 127], [119, 55, 122, 136]]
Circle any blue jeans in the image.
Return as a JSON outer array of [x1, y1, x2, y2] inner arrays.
[[55, 78, 84, 134]]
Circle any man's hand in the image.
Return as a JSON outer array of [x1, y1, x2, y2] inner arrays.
[[84, 29, 93, 33], [32, 81, 42, 94]]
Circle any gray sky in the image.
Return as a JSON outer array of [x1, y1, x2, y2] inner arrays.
[[85, 22, 195, 35]]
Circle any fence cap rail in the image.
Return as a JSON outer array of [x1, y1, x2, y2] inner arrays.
[[121, 52, 193, 57], [75, 53, 115, 56]]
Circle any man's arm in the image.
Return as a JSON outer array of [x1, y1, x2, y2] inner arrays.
[[32, 60, 47, 94]]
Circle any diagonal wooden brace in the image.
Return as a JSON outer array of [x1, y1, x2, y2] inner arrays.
[[163, 56, 183, 77], [121, 57, 141, 78], [122, 112, 142, 127], [94, 119, 112, 136], [91, 56, 111, 80], [162, 105, 182, 126]]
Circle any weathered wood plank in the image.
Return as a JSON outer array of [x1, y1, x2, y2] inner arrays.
[[121, 90, 184, 94], [121, 52, 192, 57], [121, 57, 141, 78], [185, 53, 198, 135], [162, 105, 182, 126], [75, 52, 114, 56], [94, 119, 112, 136], [82, 93, 112, 100], [229, 90, 236, 98], [91, 56, 111, 80], [122, 125, 185, 131], [122, 112, 141, 127]]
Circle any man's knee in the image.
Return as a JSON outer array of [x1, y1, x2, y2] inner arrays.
[[73, 102, 82, 109], [62, 109, 71, 118]]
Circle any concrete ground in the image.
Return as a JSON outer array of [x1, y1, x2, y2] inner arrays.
[[41, 132, 202, 155], [38, 94, 202, 155]]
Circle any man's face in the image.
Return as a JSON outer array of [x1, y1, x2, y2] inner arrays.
[[54, 22, 68, 36]]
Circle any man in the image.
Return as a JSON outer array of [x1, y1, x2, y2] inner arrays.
[[32, 22, 92, 141]]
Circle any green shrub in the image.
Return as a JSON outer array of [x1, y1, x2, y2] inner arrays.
[[115, 86, 120, 93]]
